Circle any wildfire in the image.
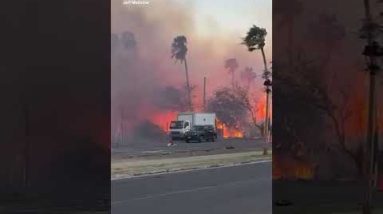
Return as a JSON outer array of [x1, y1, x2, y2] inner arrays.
[[256, 101, 266, 120], [150, 112, 246, 139], [150, 111, 177, 132], [223, 128, 244, 138], [216, 120, 244, 139], [273, 155, 315, 180]]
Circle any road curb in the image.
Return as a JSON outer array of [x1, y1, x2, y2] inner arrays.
[[112, 151, 272, 180]]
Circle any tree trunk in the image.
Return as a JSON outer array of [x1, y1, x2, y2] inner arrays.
[[184, 58, 192, 111], [261, 47, 268, 74], [261, 47, 270, 140], [362, 0, 375, 212], [265, 91, 270, 140], [364, 69, 376, 214]]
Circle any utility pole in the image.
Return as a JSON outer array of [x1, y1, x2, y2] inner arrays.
[[203, 77, 206, 112], [184, 58, 193, 111], [361, 0, 382, 212]]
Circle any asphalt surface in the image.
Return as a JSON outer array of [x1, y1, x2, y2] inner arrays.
[[112, 161, 271, 214], [273, 180, 383, 213], [112, 138, 269, 158]]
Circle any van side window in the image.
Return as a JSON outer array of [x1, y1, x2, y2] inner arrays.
[[184, 122, 189, 128]]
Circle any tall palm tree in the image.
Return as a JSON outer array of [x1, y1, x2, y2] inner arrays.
[[121, 31, 137, 50], [240, 66, 257, 90], [243, 25, 271, 140], [224, 58, 239, 88], [361, 0, 380, 213], [171, 35, 192, 111]]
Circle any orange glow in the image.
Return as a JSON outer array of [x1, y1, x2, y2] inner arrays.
[[256, 101, 266, 121], [273, 155, 315, 180], [216, 120, 244, 139], [255, 96, 271, 123], [344, 84, 367, 138], [150, 111, 177, 132], [223, 127, 244, 138]]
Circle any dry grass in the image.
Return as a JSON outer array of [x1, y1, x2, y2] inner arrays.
[[112, 150, 271, 178]]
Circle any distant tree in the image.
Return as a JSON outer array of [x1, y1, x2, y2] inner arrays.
[[277, 53, 364, 176], [240, 66, 257, 90], [121, 31, 137, 50], [207, 86, 263, 134], [224, 58, 239, 88], [207, 87, 247, 129], [232, 85, 264, 134], [171, 35, 192, 111]]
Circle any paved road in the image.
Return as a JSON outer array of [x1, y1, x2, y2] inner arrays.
[[112, 138, 270, 157], [112, 161, 271, 214]]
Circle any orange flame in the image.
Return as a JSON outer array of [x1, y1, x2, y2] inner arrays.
[[273, 155, 315, 180], [256, 100, 266, 121], [223, 128, 244, 138], [151, 111, 177, 132], [216, 120, 244, 139]]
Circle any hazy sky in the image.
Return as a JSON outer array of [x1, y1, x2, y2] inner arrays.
[[173, 0, 272, 91], [191, 0, 272, 42]]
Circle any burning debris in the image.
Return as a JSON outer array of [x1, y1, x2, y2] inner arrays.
[[216, 120, 244, 139], [273, 154, 316, 180], [208, 87, 265, 139]]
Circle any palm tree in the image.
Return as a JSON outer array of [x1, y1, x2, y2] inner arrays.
[[243, 25, 271, 140], [171, 35, 192, 111], [361, 0, 381, 213], [121, 31, 137, 50], [224, 58, 239, 88], [240, 66, 257, 90]]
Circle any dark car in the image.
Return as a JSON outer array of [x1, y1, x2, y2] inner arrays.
[[185, 125, 217, 143]]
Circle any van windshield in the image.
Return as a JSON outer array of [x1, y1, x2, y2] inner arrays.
[[170, 121, 183, 129]]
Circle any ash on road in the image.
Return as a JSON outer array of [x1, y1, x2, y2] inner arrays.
[[112, 161, 271, 214]]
